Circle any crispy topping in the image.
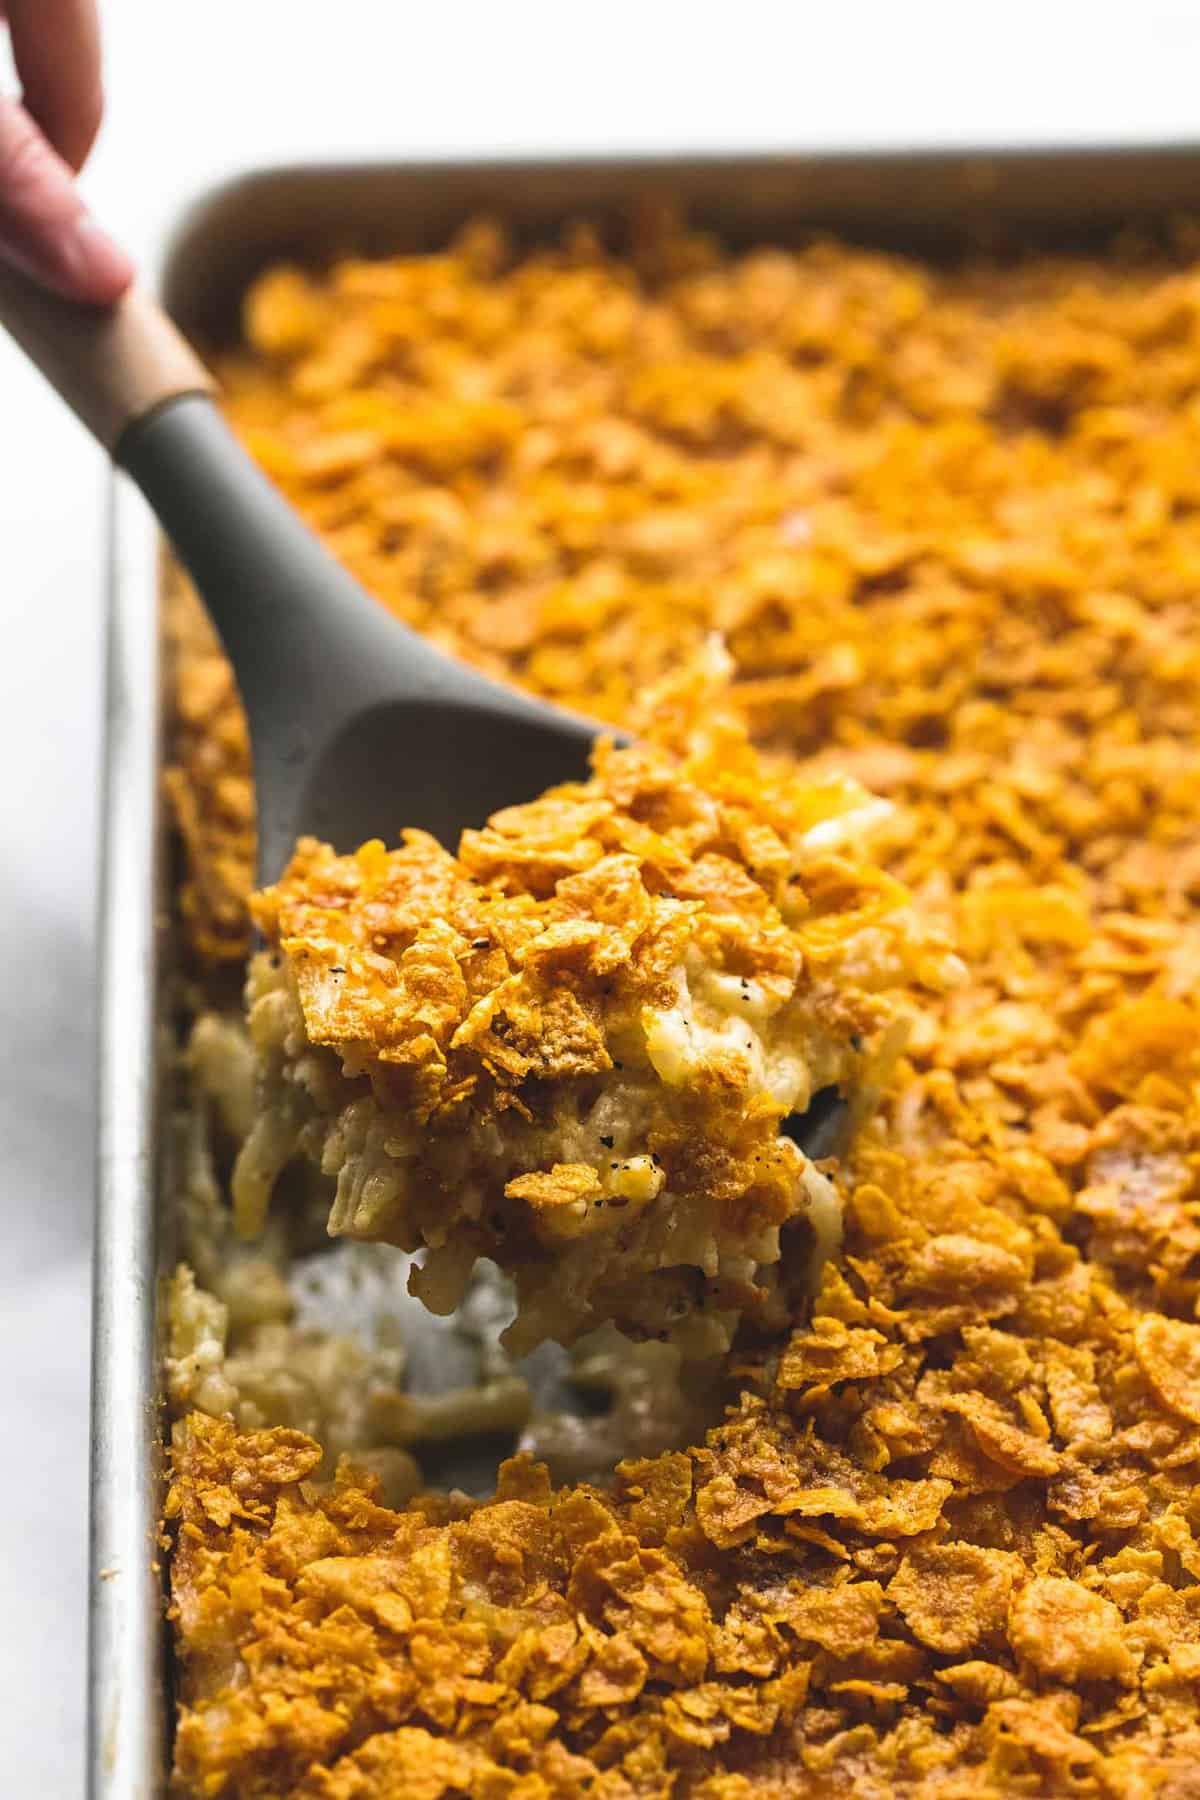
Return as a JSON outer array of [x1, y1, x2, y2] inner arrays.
[[168, 213, 1200, 1796]]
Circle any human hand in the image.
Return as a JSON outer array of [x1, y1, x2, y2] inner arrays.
[[1, 0, 132, 303]]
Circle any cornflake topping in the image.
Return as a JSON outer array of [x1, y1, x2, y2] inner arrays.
[[167, 216, 1200, 1800]]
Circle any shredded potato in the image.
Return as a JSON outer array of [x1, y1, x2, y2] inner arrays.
[[167, 213, 1200, 1798]]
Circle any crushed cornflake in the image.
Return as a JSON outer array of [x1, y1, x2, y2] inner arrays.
[[167, 211, 1200, 1797]]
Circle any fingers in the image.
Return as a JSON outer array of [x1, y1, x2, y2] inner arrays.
[[0, 96, 132, 303], [0, 0, 133, 302], [6, 0, 103, 171]]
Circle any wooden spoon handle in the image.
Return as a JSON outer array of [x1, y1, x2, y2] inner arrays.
[[0, 261, 214, 452]]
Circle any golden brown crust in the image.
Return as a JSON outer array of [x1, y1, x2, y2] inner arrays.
[[166, 216, 1200, 969], [163, 564, 255, 963], [168, 1169, 1200, 1800], [235, 660, 934, 1355], [167, 216, 1200, 1795]]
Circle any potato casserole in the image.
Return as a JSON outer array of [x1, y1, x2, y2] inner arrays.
[[164, 207, 1200, 1798]]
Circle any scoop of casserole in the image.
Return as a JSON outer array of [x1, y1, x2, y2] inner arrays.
[[232, 651, 955, 1354]]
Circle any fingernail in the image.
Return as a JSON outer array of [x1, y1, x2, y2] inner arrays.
[[52, 214, 136, 306]]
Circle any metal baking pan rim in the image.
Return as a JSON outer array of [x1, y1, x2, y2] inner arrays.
[[90, 471, 167, 1800], [160, 139, 1200, 344], [89, 138, 1200, 1798]]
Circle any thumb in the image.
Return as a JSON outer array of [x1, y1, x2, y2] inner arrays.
[[0, 94, 132, 305]]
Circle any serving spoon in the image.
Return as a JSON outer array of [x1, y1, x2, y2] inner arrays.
[[0, 265, 605, 883]]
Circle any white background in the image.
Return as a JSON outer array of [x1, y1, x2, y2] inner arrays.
[[3, 1, 1200, 1790]]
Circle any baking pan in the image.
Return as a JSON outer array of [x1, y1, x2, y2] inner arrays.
[[88, 143, 1200, 1799]]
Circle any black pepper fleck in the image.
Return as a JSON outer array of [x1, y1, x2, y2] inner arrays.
[[599, 1134, 614, 1148]]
